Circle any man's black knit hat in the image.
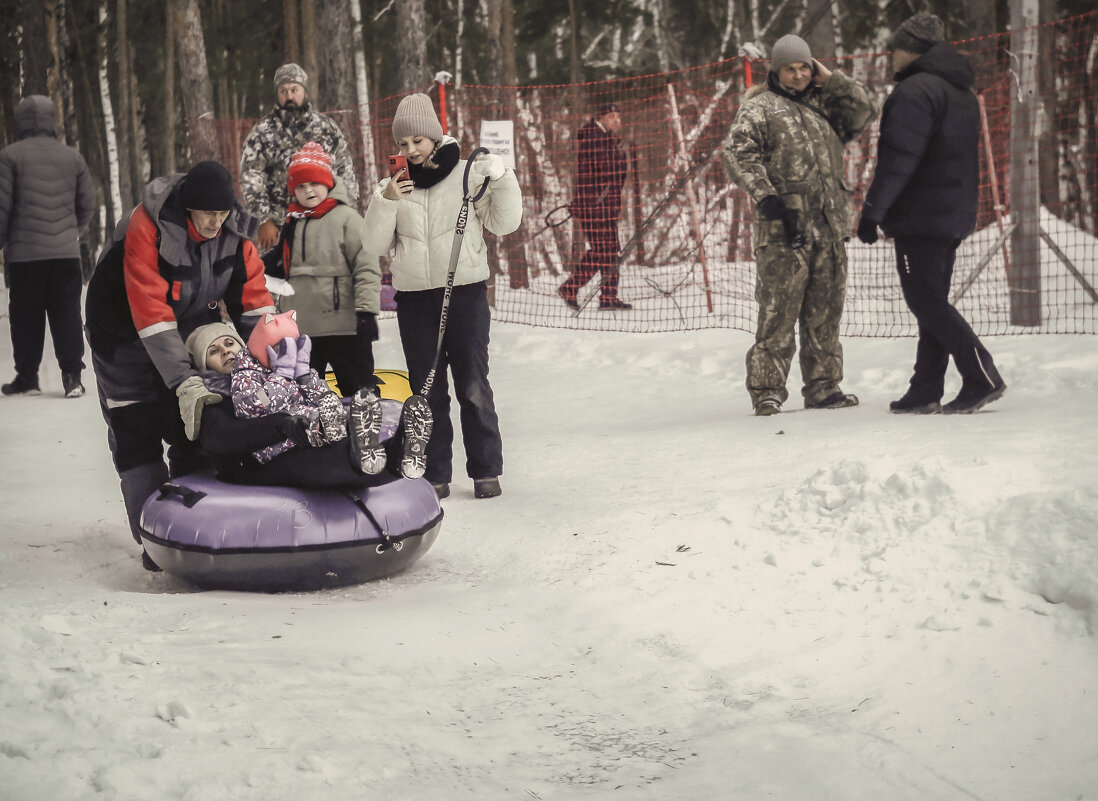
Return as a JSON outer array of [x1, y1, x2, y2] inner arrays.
[[892, 11, 946, 54], [180, 161, 236, 211]]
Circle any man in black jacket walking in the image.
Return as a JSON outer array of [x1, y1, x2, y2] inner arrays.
[[559, 103, 631, 311], [858, 12, 1006, 414]]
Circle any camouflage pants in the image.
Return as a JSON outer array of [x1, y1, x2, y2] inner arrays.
[[746, 236, 847, 408]]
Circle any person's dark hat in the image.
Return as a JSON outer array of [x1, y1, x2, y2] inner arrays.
[[891, 11, 946, 54], [180, 161, 236, 211], [596, 102, 620, 117]]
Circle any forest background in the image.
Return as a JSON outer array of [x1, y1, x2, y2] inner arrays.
[[1, 0, 1093, 272]]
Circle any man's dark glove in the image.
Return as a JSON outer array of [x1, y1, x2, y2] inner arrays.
[[356, 311, 379, 343], [756, 194, 786, 221], [857, 216, 879, 245], [781, 209, 805, 250]]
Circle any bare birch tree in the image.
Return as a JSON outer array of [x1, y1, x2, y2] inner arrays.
[[349, 0, 376, 197], [114, 0, 141, 205], [396, 0, 428, 92], [97, 1, 123, 224]]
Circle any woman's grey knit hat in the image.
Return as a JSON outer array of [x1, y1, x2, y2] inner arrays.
[[392, 93, 444, 143], [892, 11, 946, 54], [185, 323, 244, 371], [770, 34, 813, 72]]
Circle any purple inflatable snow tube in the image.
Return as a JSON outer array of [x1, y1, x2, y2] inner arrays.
[[139, 400, 443, 591]]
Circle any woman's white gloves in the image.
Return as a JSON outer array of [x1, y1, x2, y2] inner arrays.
[[472, 153, 506, 181]]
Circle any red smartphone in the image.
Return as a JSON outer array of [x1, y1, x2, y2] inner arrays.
[[387, 154, 408, 179]]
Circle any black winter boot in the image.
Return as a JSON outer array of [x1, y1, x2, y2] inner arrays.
[[2, 373, 41, 395], [119, 463, 170, 544], [62, 371, 85, 398]]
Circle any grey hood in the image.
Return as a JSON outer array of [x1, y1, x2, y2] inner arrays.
[[15, 95, 57, 139]]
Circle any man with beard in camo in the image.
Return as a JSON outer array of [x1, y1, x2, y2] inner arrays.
[[240, 63, 360, 252], [723, 35, 877, 417]]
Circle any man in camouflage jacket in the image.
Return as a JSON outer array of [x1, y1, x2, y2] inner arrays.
[[239, 63, 359, 251], [723, 35, 877, 416]]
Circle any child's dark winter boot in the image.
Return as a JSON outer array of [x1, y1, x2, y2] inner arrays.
[[317, 392, 347, 443], [349, 388, 384, 474]]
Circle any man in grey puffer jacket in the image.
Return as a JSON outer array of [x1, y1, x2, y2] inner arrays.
[[0, 95, 96, 397]]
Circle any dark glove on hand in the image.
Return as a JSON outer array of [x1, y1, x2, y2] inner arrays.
[[267, 337, 298, 380], [756, 194, 786, 221], [857, 216, 879, 245], [276, 414, 312, 448], [356, 311, 379, 343], [781, 209, 805, 250]]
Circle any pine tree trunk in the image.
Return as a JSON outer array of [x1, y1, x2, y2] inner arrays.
[[164, 15, 176, 175], [301, 1, 317, 101], [802, 0, 837, 58], [169, 0, 217, 162], [21, 0, 50, 95], [317, 1, 355, 109], [965, 0, 999, 37], [396, 0, 428, 92], [283, 0, 300, 63]]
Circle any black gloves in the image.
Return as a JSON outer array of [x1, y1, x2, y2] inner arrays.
[[356, 311, 378, 343], [857, 216, 879, 245], [276, 415, 312, 448], [781, 210, 804, 249], [757, 194, 804, 249], [756, 194, 786, 220]]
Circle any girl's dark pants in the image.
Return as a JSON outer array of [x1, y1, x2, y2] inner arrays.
[[395, 281, 503, 484]]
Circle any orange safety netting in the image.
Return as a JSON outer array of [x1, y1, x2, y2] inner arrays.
[[199, 11, 1098, 337]]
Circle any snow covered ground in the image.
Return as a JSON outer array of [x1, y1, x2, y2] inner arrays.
[[1, 304, 1096, 800]]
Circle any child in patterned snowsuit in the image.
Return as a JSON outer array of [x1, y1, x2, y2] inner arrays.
[[185, 314, 385, 475]]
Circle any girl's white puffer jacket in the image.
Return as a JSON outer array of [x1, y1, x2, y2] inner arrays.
[[362, 141, 523, 292]]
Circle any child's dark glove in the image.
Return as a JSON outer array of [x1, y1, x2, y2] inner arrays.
[[267, 337, 298, 380], [356, 312, 378, 344]]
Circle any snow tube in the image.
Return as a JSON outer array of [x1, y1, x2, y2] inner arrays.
[[138, 399, 442, 592]]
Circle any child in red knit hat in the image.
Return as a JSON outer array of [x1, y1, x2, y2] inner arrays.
[[265, 141, 383, 401]]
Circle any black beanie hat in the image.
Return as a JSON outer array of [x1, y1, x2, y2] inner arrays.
[[180, 161, 236, 211]]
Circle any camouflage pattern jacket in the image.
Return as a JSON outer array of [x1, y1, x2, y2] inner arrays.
[[239, 104, 359, 225], [722, 70, 877, 247]]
